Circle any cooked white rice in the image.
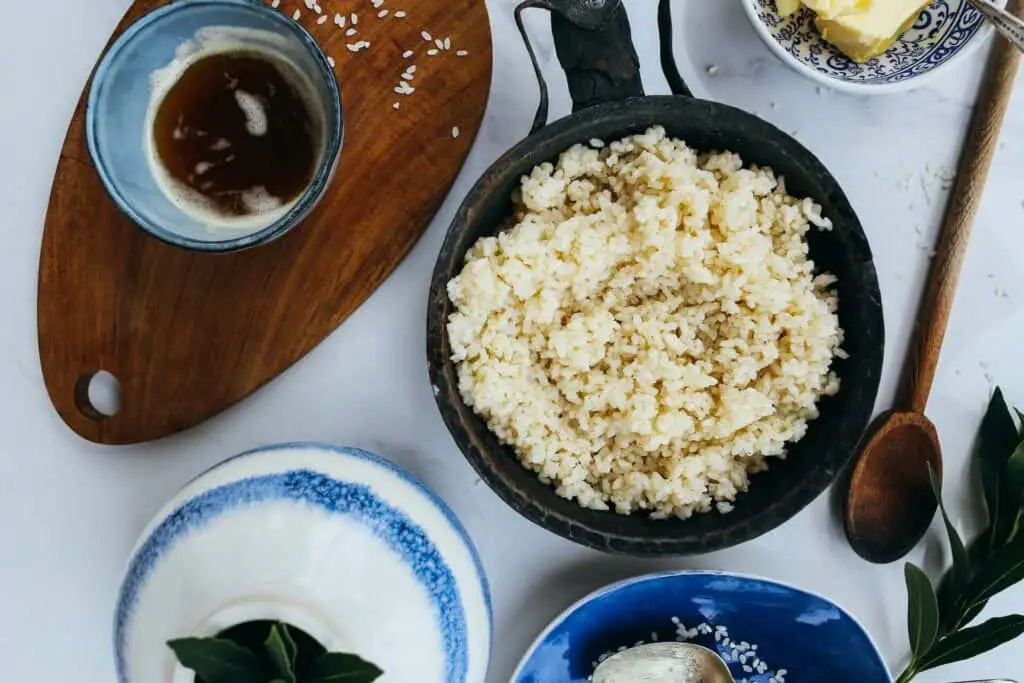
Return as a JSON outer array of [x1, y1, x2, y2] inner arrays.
[[446, 126, 843, 519]]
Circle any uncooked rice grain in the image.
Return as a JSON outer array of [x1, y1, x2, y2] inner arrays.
[[446, 126, 843, 519]]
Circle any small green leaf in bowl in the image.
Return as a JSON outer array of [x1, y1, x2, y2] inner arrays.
[[306, 652, 384, 683], [265, 623, 298, 683], [167, 637, 267, 683]]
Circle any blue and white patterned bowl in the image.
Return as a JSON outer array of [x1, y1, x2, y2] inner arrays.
[[114, 443, 491, 683], [740, 0, 997, 94], [512, 570, 891, 683]]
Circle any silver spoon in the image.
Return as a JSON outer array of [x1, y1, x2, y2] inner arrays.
[[591, 643, 733, 683], [591, 643, 1017, 683], [968, 0, 1024, 53]]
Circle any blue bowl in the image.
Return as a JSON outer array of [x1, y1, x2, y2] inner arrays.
[[512, 570, 891, 683], [113, 443, 492, 683], [86, 0, 343, 252], [741, 0, 997, 94]]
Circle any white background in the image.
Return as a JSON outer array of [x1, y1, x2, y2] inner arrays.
[[1, 0, 1023, 681]]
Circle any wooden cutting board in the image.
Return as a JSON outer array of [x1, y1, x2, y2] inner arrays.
[[38, 0, 492, 444]]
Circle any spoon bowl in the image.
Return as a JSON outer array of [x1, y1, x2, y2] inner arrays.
[[845, 410, 941, 564], [592, 643, 734, 683]]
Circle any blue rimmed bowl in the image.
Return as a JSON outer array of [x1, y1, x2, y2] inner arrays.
[[740, 0, 997, 94], [114, 443, 491, 683], [86, 0, 342, 252], [512, 570, 891, 683]]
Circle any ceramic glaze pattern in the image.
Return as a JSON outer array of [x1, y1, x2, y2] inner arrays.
[[752, 0, 985, 84], [114, 468, 469, 683], [512, 571, 891, 683]]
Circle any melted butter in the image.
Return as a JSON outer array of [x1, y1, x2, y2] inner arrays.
[[815, 0, 931, 62], [776, 0, 929, 62]]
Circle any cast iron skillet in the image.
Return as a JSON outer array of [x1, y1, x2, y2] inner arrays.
[[427, 0, 884, 556]]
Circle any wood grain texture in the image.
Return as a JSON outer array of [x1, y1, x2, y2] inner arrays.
[[844, 410, 942, 564], [38, 0, 492, 444], [901, 0, 1022, 413]]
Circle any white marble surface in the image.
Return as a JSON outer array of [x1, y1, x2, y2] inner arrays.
[[0, 0, 1022, 681]]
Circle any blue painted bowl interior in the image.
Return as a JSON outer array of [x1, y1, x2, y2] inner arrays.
[[86, 0, 342, 251], [751, 0, 987, 86], [515, 572, 890, 683]]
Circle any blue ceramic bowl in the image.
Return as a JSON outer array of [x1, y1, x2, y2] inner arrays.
[[86, 0, 342, 252], [741, 0, 997, 94], [512, 570, 891, 683], [114, 443, 491, 683]]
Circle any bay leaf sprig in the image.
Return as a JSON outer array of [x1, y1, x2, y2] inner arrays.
[[169, 621, 383, 683], [897, 388, 1024, 683]]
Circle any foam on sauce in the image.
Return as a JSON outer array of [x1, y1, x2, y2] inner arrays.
[[144, 26, 324, 230]]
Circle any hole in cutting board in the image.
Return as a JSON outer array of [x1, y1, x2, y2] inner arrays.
[[75, 371, 122, 419]]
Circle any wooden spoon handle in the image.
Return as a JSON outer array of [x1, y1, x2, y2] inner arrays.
[[902, 0, 1023, 414]]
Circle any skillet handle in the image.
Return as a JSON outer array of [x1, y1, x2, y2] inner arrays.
[[514, 0, 691, 135], [658, 0, 692, 98]]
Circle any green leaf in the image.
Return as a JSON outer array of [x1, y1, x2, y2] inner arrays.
[[167, 637, 267, 683], [1003, 444, 1024, 544], [904, 563, 940, 659], [976, 388, 1019, 552], [930, 463, 973, 634], [957, 599, 988, 630], [306, 652, 384, 683], [929, 464, 970, 593], [918, 615, 1024, 671], [280, 623, 298, 662], [960, 536, 1024, 607], [265, 623, 298, 683]]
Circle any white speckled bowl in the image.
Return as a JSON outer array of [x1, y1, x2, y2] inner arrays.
[[114, 443, 491, 683], [740, 0, 998, 94]]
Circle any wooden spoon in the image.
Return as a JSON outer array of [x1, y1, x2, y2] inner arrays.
[[844, 3, 1023, 564]]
